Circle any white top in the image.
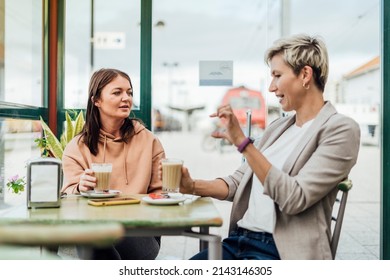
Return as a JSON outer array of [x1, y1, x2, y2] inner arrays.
[[237, 120, 314, 233]]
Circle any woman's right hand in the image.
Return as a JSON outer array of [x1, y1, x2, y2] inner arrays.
[[209, 104, 246, 147], [78, 168, 96, 192]]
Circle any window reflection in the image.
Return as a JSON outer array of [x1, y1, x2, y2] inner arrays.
[[0, 118, 41, 204], [1, 0, 42, 106], [65, 0, 141, 109]]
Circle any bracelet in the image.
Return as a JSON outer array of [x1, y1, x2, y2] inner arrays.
[[237, 137, 255, 153]]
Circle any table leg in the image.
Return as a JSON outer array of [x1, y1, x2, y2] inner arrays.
[[77, 246, 93, 260], [199, 226, 209, 251], [183, 229, 222, 260]]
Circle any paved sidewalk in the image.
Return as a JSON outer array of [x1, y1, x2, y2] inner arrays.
[[156, 131, 380, 260]]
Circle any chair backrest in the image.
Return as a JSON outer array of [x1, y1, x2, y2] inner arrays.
[[330, 179, 353, 259]]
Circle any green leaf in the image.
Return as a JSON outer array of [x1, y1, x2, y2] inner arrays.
[[74, 111, 85, 136], [60, 133, 67, 150], [39, 116, 64, 159], [65, 111, 75, 146]]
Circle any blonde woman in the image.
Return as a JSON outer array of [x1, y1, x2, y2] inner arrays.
[[179, 34, 360, 260]]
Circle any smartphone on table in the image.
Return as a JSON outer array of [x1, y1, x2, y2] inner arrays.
[[88, 196, 140, 206]]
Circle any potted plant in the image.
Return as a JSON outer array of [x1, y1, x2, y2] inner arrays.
[[35, 110, 85, 159], [6, 174, 26, 194]]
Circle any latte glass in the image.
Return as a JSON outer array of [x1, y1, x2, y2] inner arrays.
[[91, 163, 112, 193], [161, 159, 183, 193]]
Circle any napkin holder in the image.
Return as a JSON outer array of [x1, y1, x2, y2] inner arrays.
[[27, 157, 62, 208]]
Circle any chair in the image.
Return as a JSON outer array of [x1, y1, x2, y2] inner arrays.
[[0, 222, 125, 259], [330, 179, 353, 259]]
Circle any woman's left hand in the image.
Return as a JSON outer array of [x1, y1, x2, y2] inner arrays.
[[158, 159, 194, 195], [209, 104, 246, 146], [179, 166, 195, 195]]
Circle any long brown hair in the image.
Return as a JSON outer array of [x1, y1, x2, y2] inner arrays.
[[80, 68, 142, 155]]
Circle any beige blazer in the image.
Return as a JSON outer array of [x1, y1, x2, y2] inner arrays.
[[221, 101, 360, 259]]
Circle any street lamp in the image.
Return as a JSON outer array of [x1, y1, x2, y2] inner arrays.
[[162, 62, 179, 108]]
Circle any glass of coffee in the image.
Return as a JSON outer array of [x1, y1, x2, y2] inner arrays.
[[161, 158, 183, 193], [91, 163, 112, 193]]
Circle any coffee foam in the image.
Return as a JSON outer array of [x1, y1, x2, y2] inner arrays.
[[91, 164, 112, 172]]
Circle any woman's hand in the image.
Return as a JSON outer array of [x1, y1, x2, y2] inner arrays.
[[179, 166, 195, 194], [158, 160, 194, 195], [210, 104, 246, 146], [78, 168, 96, 192]]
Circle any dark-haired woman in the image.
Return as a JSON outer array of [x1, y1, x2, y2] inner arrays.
[[61, 68, 165, 260]]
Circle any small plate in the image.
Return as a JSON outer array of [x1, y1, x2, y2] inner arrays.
[[142, 195, 186, 205], [80, 190, 121, 198]]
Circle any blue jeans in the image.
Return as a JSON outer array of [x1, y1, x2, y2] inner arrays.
[[190, 227, 280, 260]]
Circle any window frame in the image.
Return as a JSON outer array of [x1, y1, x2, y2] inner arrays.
[[0, 0, 152, 135]]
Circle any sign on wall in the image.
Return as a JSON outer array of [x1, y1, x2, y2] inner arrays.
[[199, 60, 233, 86], [94, 32, 126, 49]]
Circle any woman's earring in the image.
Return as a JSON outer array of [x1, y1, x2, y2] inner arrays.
[[302, 83, 310, 90]]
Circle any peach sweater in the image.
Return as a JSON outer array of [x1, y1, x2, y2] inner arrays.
[[61, 121, 165, 195]]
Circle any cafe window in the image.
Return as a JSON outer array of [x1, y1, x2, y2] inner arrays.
[[64, 0, 141, 109], [0, 0, 44, 204], [0, 0, 43, 106], [0, 118, 41, 204], [151, 0, 380, 260]]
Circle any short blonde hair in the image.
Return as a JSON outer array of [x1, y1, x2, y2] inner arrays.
[[265, 34, 329, 92]]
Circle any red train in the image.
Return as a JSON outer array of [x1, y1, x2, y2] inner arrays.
[[219, 86, 267, 133]]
